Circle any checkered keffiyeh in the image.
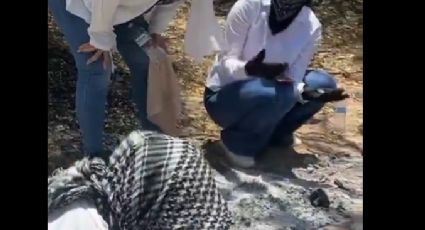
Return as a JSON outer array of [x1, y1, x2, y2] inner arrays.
[[48, 131, 233, 230]]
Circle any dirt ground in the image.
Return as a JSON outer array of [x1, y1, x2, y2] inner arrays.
[[166, 3, 363, 228], [48, 0, 362, 229]]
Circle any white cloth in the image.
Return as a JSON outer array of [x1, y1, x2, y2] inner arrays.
[[65, 0, 225, 60], [205, 0, 321, 98], [48, 201, 108, 230], [184, 0, 227, 61]]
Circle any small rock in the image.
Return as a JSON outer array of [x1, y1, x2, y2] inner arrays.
[[319, 176, 327, 183], [336, 202, 347, 212], [309, 188, 330, 208], [307, 166, 314, 173], [342, 152, 351, 157], [55, 124, 66, 132], [334, 179, 349, 191], [319, 160, 330, 167], [243, 220, 251, 227]]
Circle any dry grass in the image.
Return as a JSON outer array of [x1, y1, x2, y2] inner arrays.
[[48, 0, 363, 173]]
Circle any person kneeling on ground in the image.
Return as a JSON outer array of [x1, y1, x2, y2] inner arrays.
[[48, 131, 232, 229], [203, 0, 349, 168]]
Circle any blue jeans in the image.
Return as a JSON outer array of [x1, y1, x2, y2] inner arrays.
[[49, 0, 159, 155], [204, 70, 337, 157]]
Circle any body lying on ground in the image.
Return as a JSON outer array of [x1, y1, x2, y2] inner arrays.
[[48, 130, 233, 229]]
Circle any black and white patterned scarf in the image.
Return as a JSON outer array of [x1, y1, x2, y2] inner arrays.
[[269, 0, 313, 35], [48, 130, 233, 229]]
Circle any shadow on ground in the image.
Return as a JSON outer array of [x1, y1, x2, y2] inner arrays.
[[203, 140, 335, 190]]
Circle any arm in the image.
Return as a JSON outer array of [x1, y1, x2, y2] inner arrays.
[[148, 0, 185, 35], [48, 201, 108, 230], [219, 0, 259, 79], [287, 26, 322, 101], [287, 27, 322, 84], [88, 0, 120, 51]]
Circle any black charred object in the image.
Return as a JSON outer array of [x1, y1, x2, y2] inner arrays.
[[309, 188, 330, 208]]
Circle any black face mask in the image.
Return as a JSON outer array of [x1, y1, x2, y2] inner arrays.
[[268, 0, 312, 35]]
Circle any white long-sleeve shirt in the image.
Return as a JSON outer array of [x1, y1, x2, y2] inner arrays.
[[65, 0, 226, 60], [66, 0, 183, 50], [48, 166, 109, 230], [205, 0, 322, 97], [48, 201, 108, 230]]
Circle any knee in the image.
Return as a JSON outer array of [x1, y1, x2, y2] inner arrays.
[[275, 83, 298, 106], [258, 84, 298, 118], [76, 59, 109, 90], [75, 53, 106, 75], [305, 70, 337, 89]]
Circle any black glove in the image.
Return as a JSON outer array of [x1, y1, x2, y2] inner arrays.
[[245, 49, 288, 80], [302, 86, 349, 102]]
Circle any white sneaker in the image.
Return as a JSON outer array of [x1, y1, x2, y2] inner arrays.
[[218, 141, 255, 168]]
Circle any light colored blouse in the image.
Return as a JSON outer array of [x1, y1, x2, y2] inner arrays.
[[65, 0, 226, 61], [205, 0, 322, 97]]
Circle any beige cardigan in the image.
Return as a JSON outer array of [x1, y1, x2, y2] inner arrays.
[[146, 47, 181, 136]]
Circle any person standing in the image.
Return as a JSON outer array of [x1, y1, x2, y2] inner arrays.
[[48, 0, 224, 158]]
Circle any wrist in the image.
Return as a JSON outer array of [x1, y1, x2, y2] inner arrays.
[[297, 82, 308, 104]]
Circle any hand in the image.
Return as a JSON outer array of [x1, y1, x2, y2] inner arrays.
[[302, 86, 350, 102], [78, 43, 112, 71], [150, 33, 168, 53], [245, 49, 287, 79]]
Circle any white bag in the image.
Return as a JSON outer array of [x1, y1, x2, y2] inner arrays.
[[184, 0, 227, 62]]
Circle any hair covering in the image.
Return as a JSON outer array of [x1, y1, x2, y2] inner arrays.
[[48, 130, 233, 229], [269, 0, 312, 34]]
